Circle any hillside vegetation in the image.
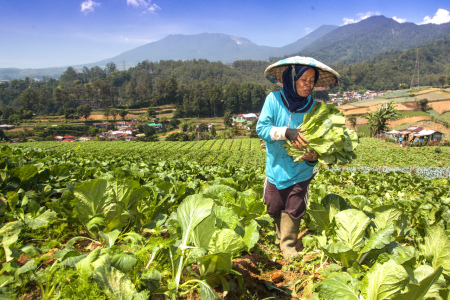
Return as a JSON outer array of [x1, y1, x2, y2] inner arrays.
[[299, 16, 450, 66], [335, 36, 450, 91]]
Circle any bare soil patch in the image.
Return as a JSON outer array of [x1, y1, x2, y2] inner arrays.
[[387, 116, 431, 127], [87, 113, 142, 121], [8, 127, 34, 132], [428, 100, 450, 114], [339, 102, 415, 116]]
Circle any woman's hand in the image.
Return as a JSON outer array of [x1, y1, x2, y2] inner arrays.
[[301, 150, 318, 162], [286, 128, 317, 161], [287, 128, 309, 151]]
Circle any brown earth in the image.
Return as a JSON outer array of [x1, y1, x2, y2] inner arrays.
[[428, 100, 450, 114], [345, 115, 433, 128], [339, 102, 416, 116], [387, 116, 431, 127], [87, 113, 142, 121]]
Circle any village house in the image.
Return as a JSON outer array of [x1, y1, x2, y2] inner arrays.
[[93, 122, 111, 129], [236, 113, 258, 122], [147, 123, 166, 132], [385, 126, 444, 143], [78, 136, 95, 142], [52, 136, 64, 142], [0, 124, 15, 130]]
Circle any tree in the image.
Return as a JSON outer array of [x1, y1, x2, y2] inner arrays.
[[119, 109, 128, 120], [111, 109, 119, 121], [77, 104, 93, 121], [438, 75, 446, 88], [249, 119, 258, 138], [18, 88, 38, 111], [210, 124, 217, 137], [59, 67, 78, 86], [9, 114, 21, 125], [147, 108, 156, 119], [169, 118, 180, 130], [224, 81, 240, 113], [0, 129, 9, 141], [105, 62, 117, 75], [103, 108, 110, 120], [365, 101, 399, 136], [64, 108, 76, 119], [196, 122, 209, 141], [348, 115, 357, 129], [223, 111, 233, 128], [418, 98, 432, 112]]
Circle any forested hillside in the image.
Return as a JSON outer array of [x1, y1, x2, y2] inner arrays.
[[1, 32, 449, 124], [336, 35, 450, 90], [0, 60, 273, 121], [298, 16, 450, 65]]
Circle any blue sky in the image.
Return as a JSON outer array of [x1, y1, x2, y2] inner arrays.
[[0, 0, 449, 69]]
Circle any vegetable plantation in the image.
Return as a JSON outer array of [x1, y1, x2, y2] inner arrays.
[[0, 139, 449, 299]]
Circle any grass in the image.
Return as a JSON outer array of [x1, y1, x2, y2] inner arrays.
[[398, 111, 430, 117]]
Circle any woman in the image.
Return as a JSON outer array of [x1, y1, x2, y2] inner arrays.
[[256, 56, 340, 260]]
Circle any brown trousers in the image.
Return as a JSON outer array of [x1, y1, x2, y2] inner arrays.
[[263, 176, 313, 219]]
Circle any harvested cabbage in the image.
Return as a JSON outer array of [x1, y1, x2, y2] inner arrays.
[[283, 101, 359, 166]]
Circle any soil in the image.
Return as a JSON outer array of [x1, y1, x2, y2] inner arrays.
[[429, 100, 450, 114], [229, 252, 297, 300], [221, 228, 316, 300], [387, 116, 430, 127]]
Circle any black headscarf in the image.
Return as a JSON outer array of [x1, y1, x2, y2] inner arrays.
[[282, 65, 319, 113]]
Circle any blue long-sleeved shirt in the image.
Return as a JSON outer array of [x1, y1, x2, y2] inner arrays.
[[256, 90, 317, 189]]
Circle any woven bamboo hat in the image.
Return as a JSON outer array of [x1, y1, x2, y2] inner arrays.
[[264, 56, 340, 90]]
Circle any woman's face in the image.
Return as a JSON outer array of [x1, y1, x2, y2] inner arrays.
[[295, 68, 316, 97]]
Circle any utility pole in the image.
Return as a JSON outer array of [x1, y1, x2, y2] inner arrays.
[[410, 48, 420, 90]]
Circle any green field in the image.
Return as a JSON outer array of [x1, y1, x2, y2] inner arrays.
[[1, 139, 449, 299], [12, 137, 450, 169]]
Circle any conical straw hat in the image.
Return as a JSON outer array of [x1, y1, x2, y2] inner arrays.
[[264, 56, 340, 90]]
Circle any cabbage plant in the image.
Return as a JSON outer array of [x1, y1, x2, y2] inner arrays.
[[284, 101, 359, 166]]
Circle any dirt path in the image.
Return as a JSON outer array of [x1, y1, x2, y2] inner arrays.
[[159, 130, 180, 139]]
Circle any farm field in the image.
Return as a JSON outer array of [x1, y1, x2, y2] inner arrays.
[[0, 139, 449, 299], [338, 88, 450, 116], [12, 138, 450, 169]]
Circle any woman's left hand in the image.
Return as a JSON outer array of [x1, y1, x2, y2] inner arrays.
[[302, 150, 318, 162]]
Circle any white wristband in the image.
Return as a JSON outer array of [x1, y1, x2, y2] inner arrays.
[[270, 127, 287, 141]]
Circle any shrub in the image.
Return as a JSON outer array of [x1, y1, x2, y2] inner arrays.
[[435, 147, 442, 153]]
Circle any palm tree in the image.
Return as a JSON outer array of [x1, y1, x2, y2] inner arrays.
[[365, 101, 399, 137]]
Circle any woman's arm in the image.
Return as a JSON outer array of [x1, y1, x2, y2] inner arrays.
[[257, 93, 288, 143]]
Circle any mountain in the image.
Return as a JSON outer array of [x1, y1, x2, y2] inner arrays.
[[276, 25, 339, 57], [336, 35, 450, 90], [93, 33, 275, 67], [1, 16, 450, 80], [94, 27, 337, 67], [0, 26, 337, 79], [298, 15, 450, 65]]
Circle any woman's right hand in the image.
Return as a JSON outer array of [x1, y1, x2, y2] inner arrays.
[[286, 128, 309, 150]]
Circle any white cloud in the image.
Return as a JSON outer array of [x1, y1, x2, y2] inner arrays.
[[342, 11, 381, 25], [305, 27, 313, 34], [146, 3, 160, 13], [126, 0, 161, 13], [393, 16, 406, 23], [419, 8, 450, 25], [126, 0, 147, 7], [81, 0, 100, 14]]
